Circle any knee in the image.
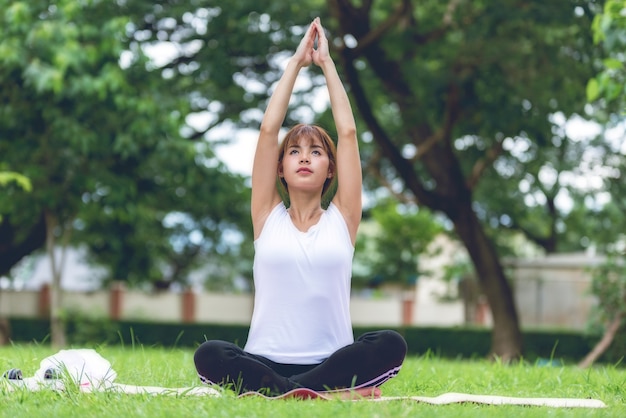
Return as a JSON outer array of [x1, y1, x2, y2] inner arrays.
[[380, 330, 408, 363], [360, 330, 407, 364], [194, 340, 239, 373]]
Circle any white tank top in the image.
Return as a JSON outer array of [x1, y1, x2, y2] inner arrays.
[[244, 202, 355, 364]]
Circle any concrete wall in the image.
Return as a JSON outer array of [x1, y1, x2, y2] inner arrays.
[[0, 286, 407, 327], [506, 252, 603, 330], [0, 252, 602, 330]]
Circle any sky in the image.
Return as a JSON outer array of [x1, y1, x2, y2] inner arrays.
[[211, 127, 257, 177]]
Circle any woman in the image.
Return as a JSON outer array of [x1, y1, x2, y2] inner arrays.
[[194, 18, 407, 396]]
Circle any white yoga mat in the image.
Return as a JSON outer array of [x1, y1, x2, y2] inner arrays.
[[375, 393, 607, 408], [1, 377, 219, 396], [1, 378, 607, 408]]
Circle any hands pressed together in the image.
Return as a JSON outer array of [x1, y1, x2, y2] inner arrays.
[[293, 17, 331, 68]]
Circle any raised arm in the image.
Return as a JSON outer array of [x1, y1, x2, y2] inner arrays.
[[251, 21, 316, 239], [312, 18, 362, 243]]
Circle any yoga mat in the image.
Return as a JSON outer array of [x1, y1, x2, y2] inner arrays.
[[1, 349, 607, 408]]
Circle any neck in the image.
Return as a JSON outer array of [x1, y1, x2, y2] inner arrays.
[[287, 195, 323, 221]]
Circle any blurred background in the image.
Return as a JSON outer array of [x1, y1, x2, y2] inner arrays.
[[1, 0, 625, 363]]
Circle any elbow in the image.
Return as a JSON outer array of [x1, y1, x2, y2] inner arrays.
[[338, 126, 357, 140], [259, 123, 277, 137]]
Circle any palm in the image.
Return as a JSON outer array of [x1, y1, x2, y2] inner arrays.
[[312, 24, 330, 66], [294, 24, 316, 67]]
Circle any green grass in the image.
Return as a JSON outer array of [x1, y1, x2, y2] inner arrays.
[[1, 344, 625, 417]]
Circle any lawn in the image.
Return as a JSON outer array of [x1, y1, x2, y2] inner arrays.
[[1, 344, 624, 417]]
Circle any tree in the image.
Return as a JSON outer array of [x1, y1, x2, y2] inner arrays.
[[122, 0, 608, 359], [0, 1, 249, 345], [578, 0, 626, 367], [0, 171, 31, 344], [325, 0, 603, 359], [579, 253, 626, 368], [582, 0, 626, 254]]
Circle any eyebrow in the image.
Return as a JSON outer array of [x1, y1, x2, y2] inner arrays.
[[288, 143, 324, 150]]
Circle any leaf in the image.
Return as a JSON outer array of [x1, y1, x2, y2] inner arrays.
[[586, 78, 600, 102], [0, 171, 32, 191], [603, 58, 624, 70]]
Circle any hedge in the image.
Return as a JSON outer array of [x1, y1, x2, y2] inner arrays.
[[5, 317, 618, 365]]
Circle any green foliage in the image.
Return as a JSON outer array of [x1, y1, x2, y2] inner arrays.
[[453, 2, 604, 254], [5, 318, 601, 362], [587, 0, 626, 111], [0, 172, 31, 192], [589, 252, 626, 325], [355, 200, 443, 286], [586, 251, 626, 364], [63, 310, 119, 346], [0, 171, 31, 223], [0, 0, 251, 288]]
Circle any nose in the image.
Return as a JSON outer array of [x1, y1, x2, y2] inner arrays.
[[300, 153, 310, 163]]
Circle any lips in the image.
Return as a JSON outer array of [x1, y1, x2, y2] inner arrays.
[[297, 168, 313, 174]]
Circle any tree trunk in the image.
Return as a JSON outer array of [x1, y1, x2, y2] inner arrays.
[[453, 204, 523, 361], [0, 213, 47, 276], [330, 0, 524, 359], [578, 315, 622, 369], [0, 316, 10, 345], [44, 210, 67, 348]]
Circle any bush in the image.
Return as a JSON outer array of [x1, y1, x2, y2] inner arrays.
[[6, 318, 611, 364]]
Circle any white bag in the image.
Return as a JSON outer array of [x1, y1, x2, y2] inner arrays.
[[34, 349, 117, 389]]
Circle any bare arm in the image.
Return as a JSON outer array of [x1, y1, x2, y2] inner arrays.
[[313, 18, 362, 243], [251, 21, 316, 239]]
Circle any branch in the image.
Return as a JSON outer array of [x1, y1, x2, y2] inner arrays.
[[339, 50, 436, 207], [466, 139, 504, 190], [506, 218, 557, 253], [349, 0, 412, 56], [578, 314, 622, 369], [365, 152, 419, 206], [412, 130, 445, 162], [412, 81, 461, 162], [443, 0, 464, 26]]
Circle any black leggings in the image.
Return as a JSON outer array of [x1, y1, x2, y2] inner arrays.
[[193, 330, 407, 395]]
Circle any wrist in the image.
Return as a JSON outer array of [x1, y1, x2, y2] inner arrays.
[[318, 58, 336, 73], [290, 54, 312, 69]]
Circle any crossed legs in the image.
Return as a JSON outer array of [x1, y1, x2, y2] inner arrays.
[[193, 330, 407, 395]]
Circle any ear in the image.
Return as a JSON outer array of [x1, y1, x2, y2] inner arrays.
[[278, 164, 284, 178]]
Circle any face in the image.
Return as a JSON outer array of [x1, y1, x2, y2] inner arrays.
[[279, 135, 333, 193]]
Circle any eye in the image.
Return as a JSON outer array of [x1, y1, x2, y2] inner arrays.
[[289, 149, 299, 155]]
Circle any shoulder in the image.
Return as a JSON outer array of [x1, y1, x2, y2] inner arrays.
[[326, 202, 353, 231], [254, 201, 287, 240], [326, 202, 341, 217], [328, 201, 361, 245]]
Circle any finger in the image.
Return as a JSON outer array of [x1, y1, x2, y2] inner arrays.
[[297, 21, 316, 50], [314, 19, 327, 43], [307, 19, 317, 38]]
